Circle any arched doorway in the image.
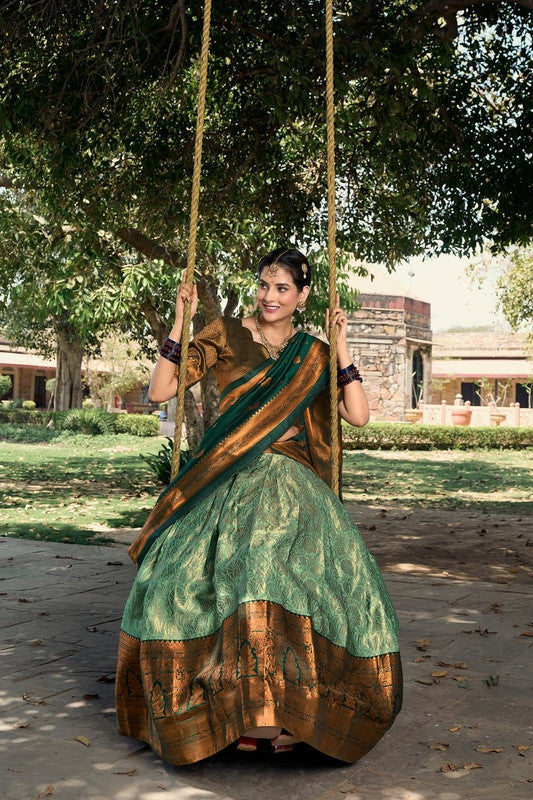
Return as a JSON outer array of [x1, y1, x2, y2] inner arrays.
[[411, 350, 424, 408]]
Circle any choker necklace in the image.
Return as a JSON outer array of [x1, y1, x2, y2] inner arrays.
[[254, 315, 294, 360]]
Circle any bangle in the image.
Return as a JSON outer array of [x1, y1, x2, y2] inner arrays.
[[159, 337, 182, 365], [337, 363, 363, 386]]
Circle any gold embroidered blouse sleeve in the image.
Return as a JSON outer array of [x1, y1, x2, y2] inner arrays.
[[173, 316, 228, 389]]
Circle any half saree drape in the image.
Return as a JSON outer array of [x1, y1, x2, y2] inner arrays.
[[116, 317, 402, 765]]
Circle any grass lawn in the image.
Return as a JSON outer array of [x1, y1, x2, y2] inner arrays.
[[1, 436, 531, 546], [343, 449, 533, 513], [0, 434, 163, 545]]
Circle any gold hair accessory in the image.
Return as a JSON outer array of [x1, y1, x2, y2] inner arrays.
[[265, 262, 279, 277], [301, 262, 308, 278]]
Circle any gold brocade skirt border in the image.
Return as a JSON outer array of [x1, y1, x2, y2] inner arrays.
[[116, 600, 402, 766]]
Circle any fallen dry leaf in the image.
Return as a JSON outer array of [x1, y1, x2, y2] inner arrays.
[[413, 638, 432, 651], [74, 735, 91, 747], [413, 654, 431, 663], [113, 768, 137, 776], [416, 677, 434, 686], [156, 784, 168, 790], [82, 693, 99, 701], [449, 725, 462, 732], [440, 762, 459, 773], [34, 786, 54, 800], [22, 693, 46, 705], [436, 660, 467, 669], [29, 640, 42, 647], [96, 674, 116, 683], [463, 762, 483, 770], [519, 630, 533, 638], [431, 670, 448, 678], [475, 627, 497, 636], [484, 674, 500, 687], [12, 721, 30, 729], [484, 603, 503, 613], [476, 746, 504, 753], [429, 742, 449, 751], [513, 745, 530, 752]]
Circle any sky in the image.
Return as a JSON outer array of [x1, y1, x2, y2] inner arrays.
[[392, 253, 508, 333]]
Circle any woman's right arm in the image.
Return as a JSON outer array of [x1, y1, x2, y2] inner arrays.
[[148, 283, 198, 403]]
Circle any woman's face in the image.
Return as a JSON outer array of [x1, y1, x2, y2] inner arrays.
[[257, 266, 310, 323]]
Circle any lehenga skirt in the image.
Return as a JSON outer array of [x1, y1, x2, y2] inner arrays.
[[116, 452, 402, 765]]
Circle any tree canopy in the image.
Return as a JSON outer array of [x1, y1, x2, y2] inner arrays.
[[0, 1, 532, 404]]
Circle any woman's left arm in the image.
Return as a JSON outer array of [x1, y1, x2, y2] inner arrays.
[[326, 295, 370, 427]]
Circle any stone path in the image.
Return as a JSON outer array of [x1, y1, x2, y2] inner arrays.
[[1, 537, 531, 800]]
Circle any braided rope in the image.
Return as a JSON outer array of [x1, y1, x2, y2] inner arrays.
[[171, 0, 213, 479], [325, 0, 340, 497]]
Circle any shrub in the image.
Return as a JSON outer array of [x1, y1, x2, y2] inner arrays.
[[342, 422, 533, 450], [82, 398, 95, 408], [0, 375, 12, 398], [56, 408, 116, 435], [141, 437, 190, 484], [0, 409, 50, 426], [21, 400, 37, 410], [113, 413, 159, 437]]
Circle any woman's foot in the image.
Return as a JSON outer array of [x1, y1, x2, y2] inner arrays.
[[271, 729, 303, 752], [237, 736, 257, 752]]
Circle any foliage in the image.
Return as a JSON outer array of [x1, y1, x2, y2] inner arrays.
[[140, 436, 191, 484], [342, 422, 533, 451], [468, 245, 533, 346], [113, 413, 160, 437], [0, 2, 531, 298], [0, 409, 50, 426], [55, 408, 117, 435], [475, 378, 512, 407], [21, 400, 36, 410], [0, 375, 12, 398]]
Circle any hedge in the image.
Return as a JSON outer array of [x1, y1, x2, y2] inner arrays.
[[0, 408, 159, 437], [113, 413, 159, 437], [342, 422, 533, 450]]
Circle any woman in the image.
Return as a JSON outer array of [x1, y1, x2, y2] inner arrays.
[[116, 248, 402, 765]]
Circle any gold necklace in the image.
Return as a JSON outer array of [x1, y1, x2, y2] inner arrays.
[[254, 315, 294, 360]]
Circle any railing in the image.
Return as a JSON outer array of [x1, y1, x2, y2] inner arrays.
[[410, 401, 533, 427]]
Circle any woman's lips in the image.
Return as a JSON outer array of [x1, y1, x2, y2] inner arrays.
[[263, 304, 279, 312]]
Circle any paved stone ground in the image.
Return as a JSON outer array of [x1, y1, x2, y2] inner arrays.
[[1, 536, 531, 800]]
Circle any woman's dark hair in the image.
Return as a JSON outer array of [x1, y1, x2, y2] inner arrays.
[[257, 247, 311, 291]]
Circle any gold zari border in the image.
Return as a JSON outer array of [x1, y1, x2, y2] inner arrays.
[[116, 601, 402, 765]]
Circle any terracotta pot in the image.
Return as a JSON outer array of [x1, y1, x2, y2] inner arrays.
[[451, 408, 472, 426], [490, 413, 506, 427]]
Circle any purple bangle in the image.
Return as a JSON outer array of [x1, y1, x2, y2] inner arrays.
[[159, 337, 182, 365], [337, 363, 363, 386]]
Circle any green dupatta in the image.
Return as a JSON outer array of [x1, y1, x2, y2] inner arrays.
[[128, 331, 329, 567]]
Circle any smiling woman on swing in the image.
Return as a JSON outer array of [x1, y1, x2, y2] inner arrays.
[[115, 247, 402, 765]]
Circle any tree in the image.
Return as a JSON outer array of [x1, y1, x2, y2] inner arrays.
[[1, 1, 532, 416]]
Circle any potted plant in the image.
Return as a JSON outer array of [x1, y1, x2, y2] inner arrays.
[[476, 378, 511, 426]]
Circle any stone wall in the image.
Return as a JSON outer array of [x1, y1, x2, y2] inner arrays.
[[347, 294, 432, 422]]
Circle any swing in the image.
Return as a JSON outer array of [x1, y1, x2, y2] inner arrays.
[[171, 0, 340, 496]]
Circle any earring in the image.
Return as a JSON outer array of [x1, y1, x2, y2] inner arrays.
[[297, 301, 306, 312]]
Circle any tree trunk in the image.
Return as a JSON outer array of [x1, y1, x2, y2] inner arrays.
[[54, 326, 84, 410]]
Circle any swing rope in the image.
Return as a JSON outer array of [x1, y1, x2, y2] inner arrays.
[[171, 0, 340, 496], [171, 0, 213, 479], [325, 0, 340, 497]]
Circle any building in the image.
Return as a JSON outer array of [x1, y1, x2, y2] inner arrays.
[[432, 330, 533, 408], [345, 266, 433, 421], [0, 336, 55, 407]]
